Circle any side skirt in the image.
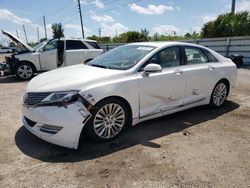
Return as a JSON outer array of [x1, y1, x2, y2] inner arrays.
[[132, 97, 208, 126]]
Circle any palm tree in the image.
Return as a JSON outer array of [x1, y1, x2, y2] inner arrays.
[[51, 23, 65, 39]]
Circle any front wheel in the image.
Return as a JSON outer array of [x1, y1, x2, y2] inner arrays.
[[15, 63, 35, 80], [85, 98, 129, 142], [210, 81, 228, 108]]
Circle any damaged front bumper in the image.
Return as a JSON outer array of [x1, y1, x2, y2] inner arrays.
[[22, 100, 92, 149], [0, 55, 17, 75]]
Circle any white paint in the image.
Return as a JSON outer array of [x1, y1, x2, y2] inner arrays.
[[22, 41, 237, 149]]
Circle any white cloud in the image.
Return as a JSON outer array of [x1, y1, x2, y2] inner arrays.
[[176, 6, 181, 11], [112, 10, 121, 16], [90, 14, 114, 23], [64, 24, 91, 38], [78, 0, 88, 5], [201, 14, 217, 23], [0, 8, 32, 25], [191, 26, 201, 33], [78, 0, 104, 8], [93, 0, 104, 8], [101, 23, 129, 36], [129, 3, 173, 15], [152, 24, 180, 35], [237, 0, 250, 12], [90, 14, 128, 36]]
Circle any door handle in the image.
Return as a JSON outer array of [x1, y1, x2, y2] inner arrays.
[[208, 66, 215, 70], [175, 70, 184, 75]]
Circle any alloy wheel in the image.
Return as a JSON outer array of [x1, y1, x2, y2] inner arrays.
[[212, 82, 227, 106], [93, 103, 125, 139], [17, 65, 33, 79]]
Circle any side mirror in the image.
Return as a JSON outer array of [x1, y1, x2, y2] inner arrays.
[[143, 63, 162, 75]]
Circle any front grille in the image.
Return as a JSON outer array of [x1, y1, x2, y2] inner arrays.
[[24, 92, 51, 106], [24, 116, 37, 127]]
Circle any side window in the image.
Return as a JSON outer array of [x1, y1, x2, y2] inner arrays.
[[66, 40, 88, 50], [86, 41, 101, 49], [148, 47, 181, 68], [184, 47, 208, 65], [44, 40, 58, 51]]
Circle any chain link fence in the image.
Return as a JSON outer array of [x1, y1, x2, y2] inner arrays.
[[100, 36, 250, 65]]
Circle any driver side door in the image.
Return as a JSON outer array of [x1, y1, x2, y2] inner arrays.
[[138, 46, 186, 118], [39, 39, 58, 71]]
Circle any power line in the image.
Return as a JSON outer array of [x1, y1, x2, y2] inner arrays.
[[82, 0, 142, 16], [81, 0, 121, 11], [46, 0, 75, 16], [46, 6, 78, 22]]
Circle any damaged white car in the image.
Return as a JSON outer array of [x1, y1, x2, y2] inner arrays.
[[1, 30, 103, 80], [22, 42, 237, 149]]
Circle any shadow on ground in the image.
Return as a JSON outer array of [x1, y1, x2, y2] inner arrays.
[[15, 101, 239, 163], [0, 75, 24, 83]]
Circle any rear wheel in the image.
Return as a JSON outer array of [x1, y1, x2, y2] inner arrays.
[[210, 81, 228, 108], [85, 98, 129, 142], [15, 62, 35, 80]]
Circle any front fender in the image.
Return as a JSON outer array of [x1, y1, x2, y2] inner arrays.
[[79, 74, 139, 120]]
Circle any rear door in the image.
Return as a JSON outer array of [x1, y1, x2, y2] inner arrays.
[[65, 40, 90, 66], [180, 46, 219, 105]]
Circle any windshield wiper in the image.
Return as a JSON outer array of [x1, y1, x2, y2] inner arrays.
[[90, 64, 110, 69]]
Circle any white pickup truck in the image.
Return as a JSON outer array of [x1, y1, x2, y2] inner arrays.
[[1, 30, 103, 80]]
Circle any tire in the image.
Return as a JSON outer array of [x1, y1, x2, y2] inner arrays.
[[209, 80, 228, 108], [15, 62, 35, 80], [85, 98, 130, 142]]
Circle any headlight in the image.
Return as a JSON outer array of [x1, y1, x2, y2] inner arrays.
[[41, 91, 79, 104]]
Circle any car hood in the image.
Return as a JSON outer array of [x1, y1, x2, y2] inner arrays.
[[2, 29, 34, 52], [26, 64, 127, 92]]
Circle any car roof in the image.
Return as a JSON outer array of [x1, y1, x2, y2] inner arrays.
[[127, 41, 205, 48], [56, 38, 97, 42]]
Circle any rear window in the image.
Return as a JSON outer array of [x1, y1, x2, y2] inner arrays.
[[86, 41, 101, 49], [66, 40, 88, 50], [203, 49, 218, 62]]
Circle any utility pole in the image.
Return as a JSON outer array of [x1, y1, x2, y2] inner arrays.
[[16, 30, 19, 38], [43, 15, 47, 39], [23, 25, 28, 43], [77, 0, 85, 38], [116, 29, 118, 38], [37, 26, 40, 42], [98, 28, 101, 38], [231, 0, 236, 14]]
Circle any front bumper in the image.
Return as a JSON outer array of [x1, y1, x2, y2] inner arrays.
[[22, 101, 91, 149]]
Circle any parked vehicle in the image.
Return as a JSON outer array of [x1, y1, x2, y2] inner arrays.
[[21, 42, 237, 149], [0, 47, 14, 53], [229, 54, 244, 67], [1, 30, 103, 80]]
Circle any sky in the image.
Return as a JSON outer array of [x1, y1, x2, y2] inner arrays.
[[0, 0, 250, 44]]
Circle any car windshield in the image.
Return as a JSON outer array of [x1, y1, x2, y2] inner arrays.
[[33, 40, 48, 51], [89, 45, 155, 70]]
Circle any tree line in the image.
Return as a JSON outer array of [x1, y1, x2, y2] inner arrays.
[[3, 11, 250, 47], [88, 11, 250, 43]]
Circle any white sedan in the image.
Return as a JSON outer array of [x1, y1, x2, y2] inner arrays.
[[21, 42, 237, 149]]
